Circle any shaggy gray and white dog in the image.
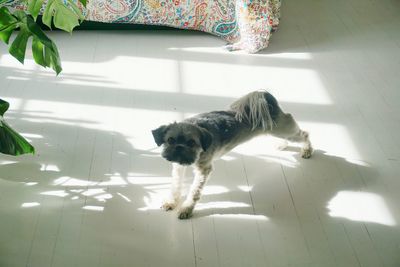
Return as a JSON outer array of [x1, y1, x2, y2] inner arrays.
[[152, 90, 313, 219]]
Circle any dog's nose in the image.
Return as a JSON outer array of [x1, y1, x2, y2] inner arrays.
[[175, 145, 184, 152]]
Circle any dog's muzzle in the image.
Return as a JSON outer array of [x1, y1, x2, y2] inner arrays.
[[162, 146, 197, 166]]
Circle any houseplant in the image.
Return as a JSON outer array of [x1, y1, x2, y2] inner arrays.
[[0, 0, 86, 74], [0, 0, 85, 155], [0, 99, 35, 155]]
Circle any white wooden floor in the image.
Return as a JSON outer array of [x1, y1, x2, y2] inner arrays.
[[1, 0, 400, 266]]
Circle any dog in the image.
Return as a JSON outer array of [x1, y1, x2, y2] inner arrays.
[[152, 90, 313, 219]]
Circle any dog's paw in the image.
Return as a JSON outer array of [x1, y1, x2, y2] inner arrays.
[[301, 148, 313, 159], [177, 205, 194, 220], [162, 200, 177, 211]]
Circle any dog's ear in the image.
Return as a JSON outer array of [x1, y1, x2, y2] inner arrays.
[[199, 127, 212, 152], [152, 125, 169, 146]]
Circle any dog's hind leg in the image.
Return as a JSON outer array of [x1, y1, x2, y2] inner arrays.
[[178, 163, 212, 219], [270, 113, 313, 159], [288, 129, 313, 159], [162, 163, 186, 211]]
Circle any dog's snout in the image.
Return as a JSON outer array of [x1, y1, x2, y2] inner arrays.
[[175, 145, 184, 152]]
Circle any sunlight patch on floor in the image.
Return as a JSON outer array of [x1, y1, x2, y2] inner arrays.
[[64, 56, 180, 93], [82, 188, 106, 196], [21, 202, 40, 208], [82, 205, 104, 211], [301, 122, 366, 164], [99, 175, 128, 186], [117, 192, 132, 202], [231, 136, 300, 167], [327, 191, 396, 226], [1, 55, 181, 93], [24, 182, 38, 186], [54, 176, 98, 187], [95, 193, 113, 202], [179, 63, 332, 106], [138, 185, 232, 211], [0, 160, 18, 166], [238, 185, 253, 192], [20, 133, 43, 139], [40, 164, 60, 172], [2, 51, 332, 107]]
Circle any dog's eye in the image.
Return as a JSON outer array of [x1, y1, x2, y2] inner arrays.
[[187, 139, 196, 147], [167, 137, 176, 145]]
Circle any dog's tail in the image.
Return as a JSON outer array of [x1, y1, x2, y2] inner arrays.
[[230, 90, 278, 131]]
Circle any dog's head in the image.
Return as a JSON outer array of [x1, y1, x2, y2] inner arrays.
[[152, 122, 212, 165]]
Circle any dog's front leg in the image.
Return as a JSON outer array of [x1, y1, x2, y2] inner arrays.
[[162, 163, 186, 211], [178, 163, 212, 219]]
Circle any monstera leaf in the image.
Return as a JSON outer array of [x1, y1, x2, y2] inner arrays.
[[27, 0, 45, 20], [0, 8, 62, 74], [0, 6, 18, 43], [41, 0, 85, 32], [0, 99, 35, 156], [0, 0, 86, 74]]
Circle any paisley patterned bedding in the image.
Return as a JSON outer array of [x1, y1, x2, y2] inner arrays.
[[86, 0, 281, 52], [13, 0, 281, 53]]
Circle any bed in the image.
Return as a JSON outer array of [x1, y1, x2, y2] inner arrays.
[[11, 0, 281, 53]]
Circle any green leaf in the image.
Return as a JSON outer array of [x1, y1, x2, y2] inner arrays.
[[0, 23, 18, 44], [9, 26, 31, 63], [28, 0, 45, 20], [42, 0, 83, 31], [0, 99, 35, 156], [44, 44, 62, 74], [1, 6, 64, 74], [26, 16, 62, 74], [67, 0, 84, 20], [26, 15, 53, 47], [12, 10, 28, 21], [0, 7, 19, 44], [53, 4, 79, 32], [0, 99, 10, 116], [42, 0, 55, 29], [0, 119, 35, 156], [32, 36, 45, 66], [0, 7, 18, 29]]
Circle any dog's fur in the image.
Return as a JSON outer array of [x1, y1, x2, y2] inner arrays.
[[152, 90, 313, 219]]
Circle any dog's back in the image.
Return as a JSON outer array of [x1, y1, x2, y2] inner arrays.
[[184, 91, 284, 152], [185, 110, 248, 147]]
